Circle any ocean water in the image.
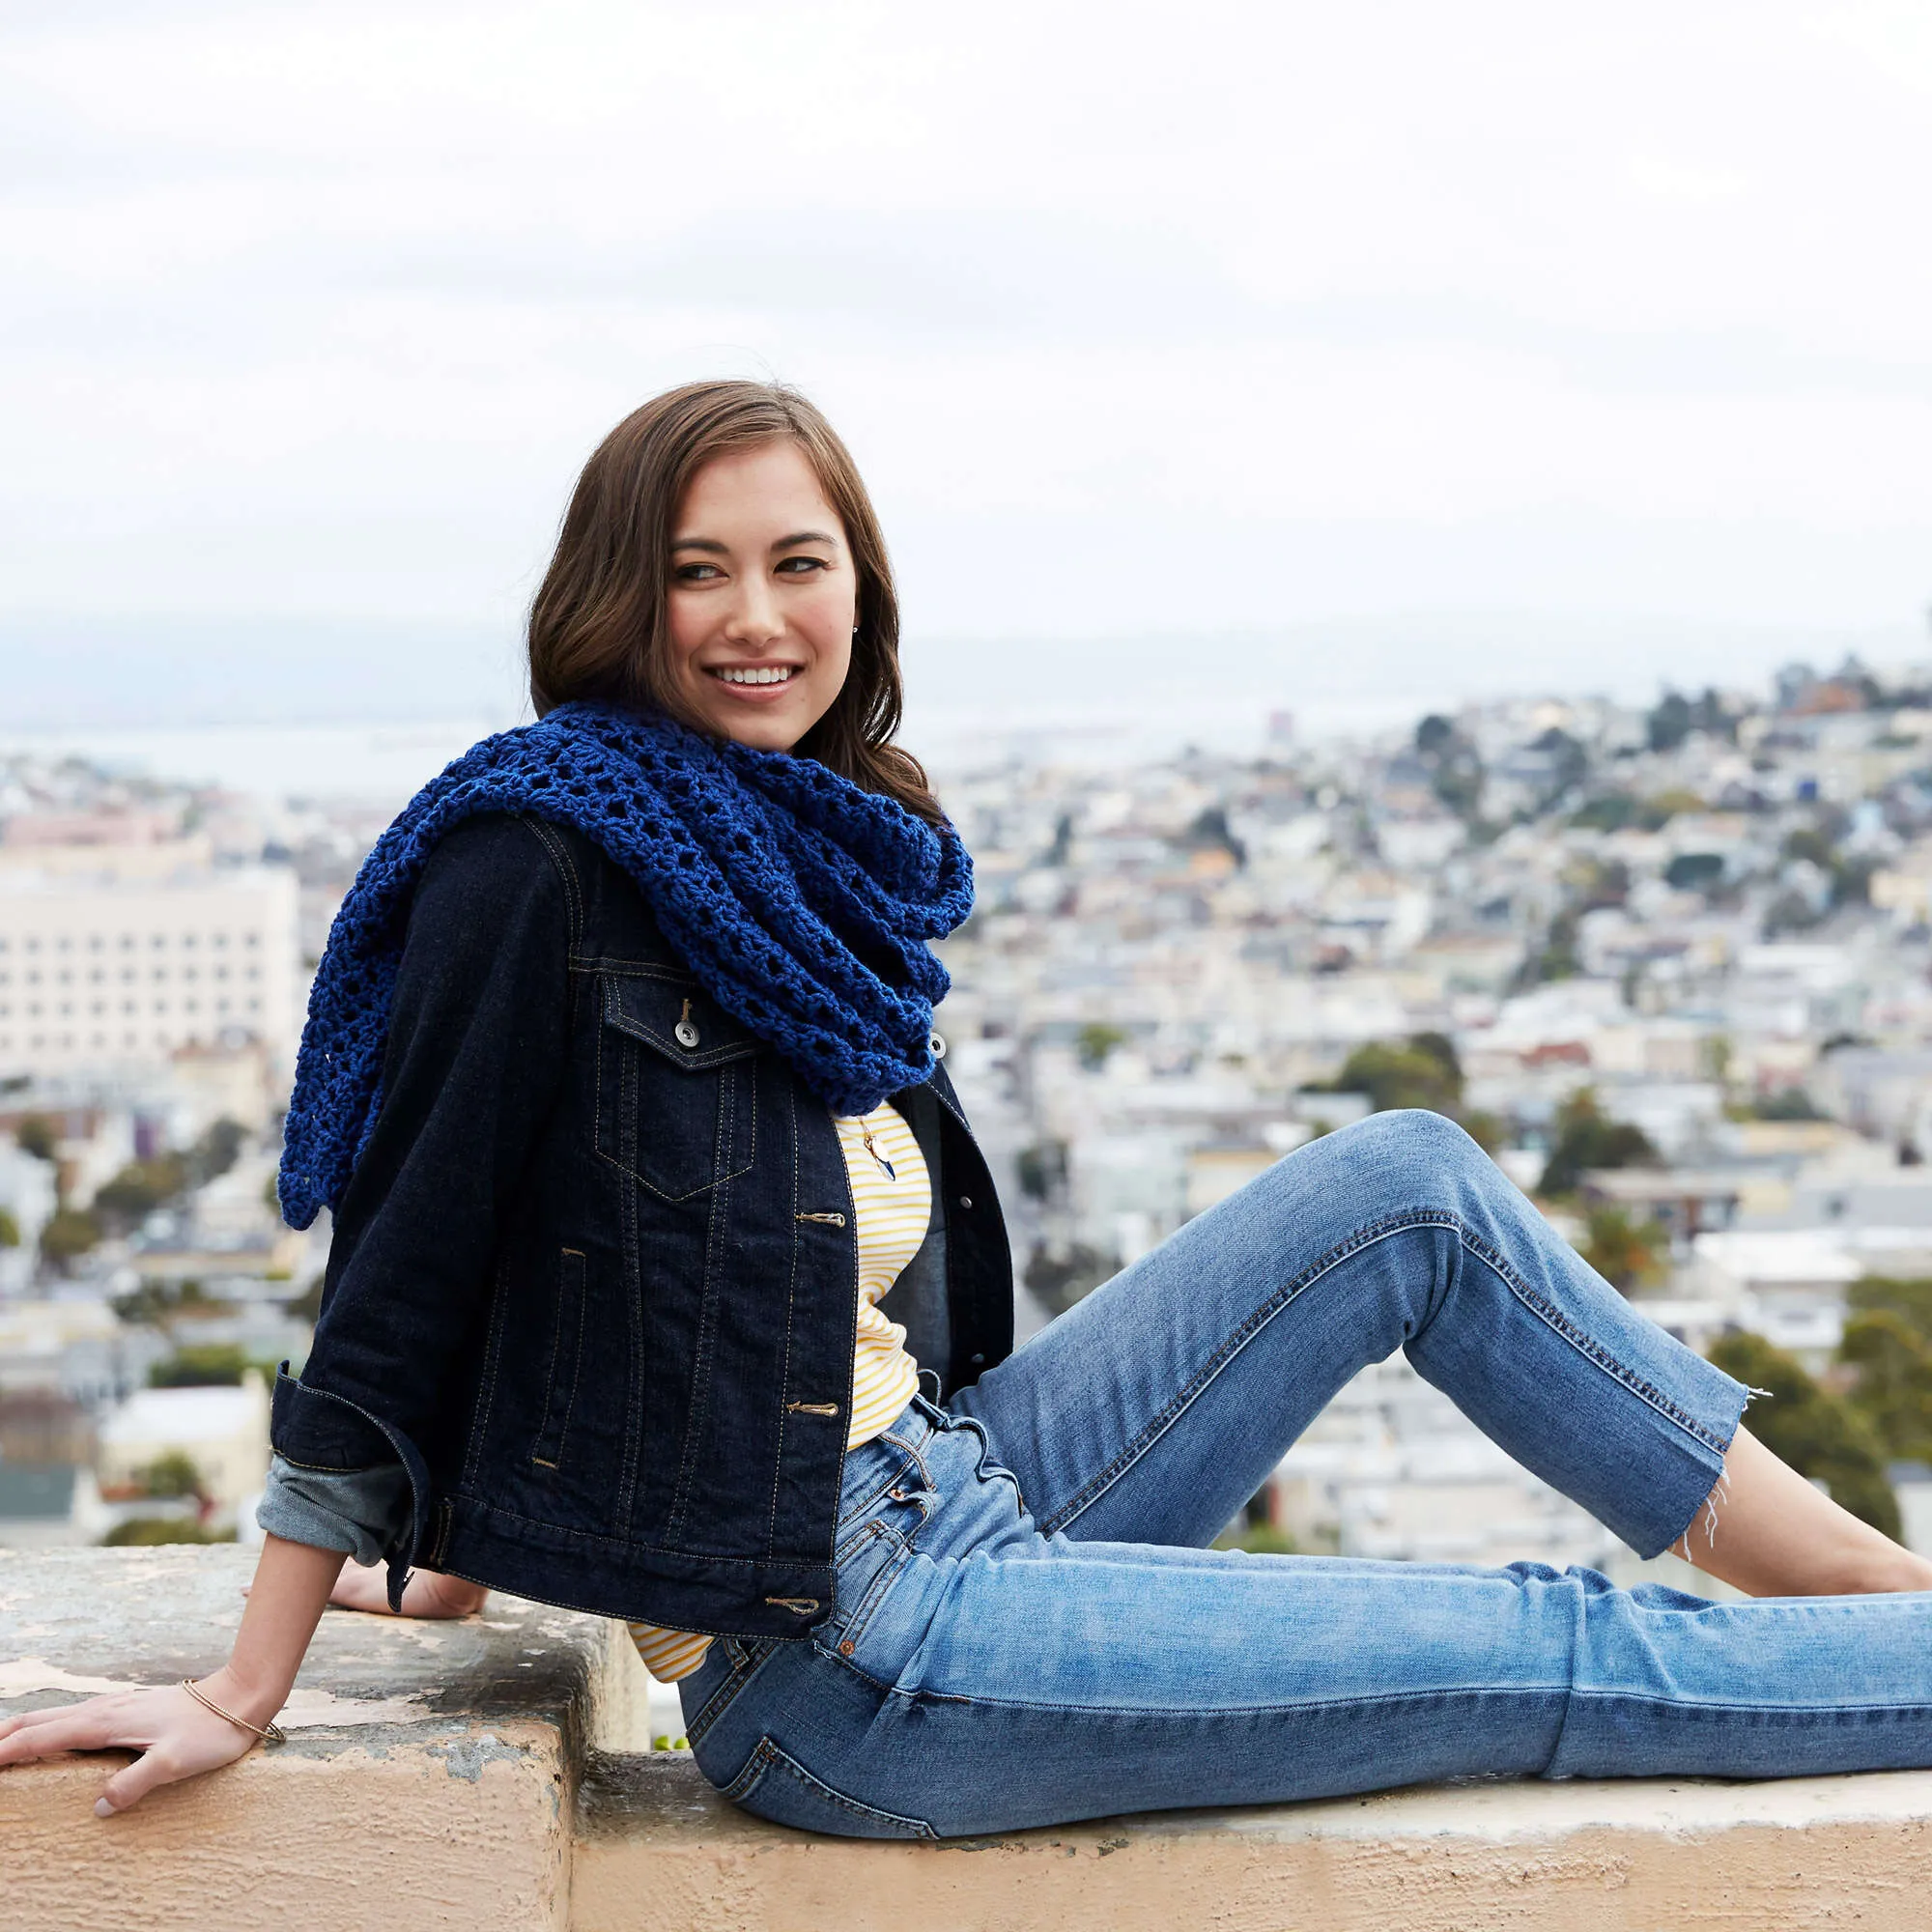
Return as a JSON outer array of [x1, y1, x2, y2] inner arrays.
[[0, 719, 514, 808]]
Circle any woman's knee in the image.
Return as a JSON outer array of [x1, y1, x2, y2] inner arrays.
[[1261, 1107, 1492, 1236], [1329, 1107, 1487, 1176]]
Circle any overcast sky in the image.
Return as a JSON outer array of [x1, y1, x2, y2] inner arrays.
[[4, 1, 1930, 730]]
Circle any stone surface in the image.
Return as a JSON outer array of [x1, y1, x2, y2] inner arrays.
[[0, 1546, 608, 1932], [14, 1548, 1932, 1930], [575, 1750, 1932, 1932]]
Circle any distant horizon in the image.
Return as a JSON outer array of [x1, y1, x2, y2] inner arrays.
[[5, 604, 1928, 805], [6, 606, 1924, 737]]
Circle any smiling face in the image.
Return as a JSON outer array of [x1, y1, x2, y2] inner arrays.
[[663, 439, 857, 753]]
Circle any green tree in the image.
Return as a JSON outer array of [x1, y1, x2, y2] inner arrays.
[[1024, 1242, 1115, 1319], [148, 1343, 251, 1387], [1579, 1206, 1667, 1293], [185, 1117, 246, 1185], [1570, 793, 1640, 834], [14, 1113, 57, 1163], [0, 1206, 18, 1249], [1647, 690, 1694, 753], [1837, 1311, 1932, 1465], [91, 1154, 189, 1236], [110, 1278, 213, 1326], [1751, 1088, 1828, 1122], [1538, 1089, 1661, 1198], [1707, 1331, 1900, 1538], [1849, 1275, 1932, 1345], [1074, 1023, 1128, 1071], [1212, 1522, 1299, 1555], [1320, 1035, 1463, 1116], [1413, 716, 1486, 820], [132, 1450, 206, 1500], [38, 1207, 101, 1273], [1528, 725, 1589, 804], [1015, 1141, 1066, 1203], [100, 1520, 236, 1548], [1639, 788, 1706, 829], [1520, 907, 1581, 985]]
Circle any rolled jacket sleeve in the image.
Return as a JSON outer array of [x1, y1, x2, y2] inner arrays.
[[270, 813, 573, 1607], [255, 1453, 411, 1568]]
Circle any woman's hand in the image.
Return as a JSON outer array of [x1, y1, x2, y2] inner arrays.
[[0, 1666, 277, 1815], [0, 1534, 346, 1818], [242, 1563, 489, 1618]]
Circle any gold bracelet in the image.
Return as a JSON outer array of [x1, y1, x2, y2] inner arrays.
[[180, 1677, 289, 1746]]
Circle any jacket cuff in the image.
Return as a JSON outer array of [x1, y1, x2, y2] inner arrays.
[[269, 1361, 433, 1609], [255, 1454, 410, 1568]]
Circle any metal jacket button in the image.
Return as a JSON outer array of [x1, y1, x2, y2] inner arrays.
[[674, 1019, 699, 1048], [928, 1030, 946, 1060]]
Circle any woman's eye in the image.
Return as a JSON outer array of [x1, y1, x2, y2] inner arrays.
[[674, 562, 723, 582], [776, 555, 827, 576]]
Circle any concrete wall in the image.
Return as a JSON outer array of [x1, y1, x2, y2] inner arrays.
[[9, 1548, 1932, 1931]]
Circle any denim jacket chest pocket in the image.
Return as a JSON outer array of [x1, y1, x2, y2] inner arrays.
[[593, 970, 759, 1200]]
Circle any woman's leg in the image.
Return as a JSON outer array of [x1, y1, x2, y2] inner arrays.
[[688, 1402, 1932, 1839], [689, 1112, 1932, 1836], [957, 1108, 1931, 1596], [955, 1108, 1747, 1570], [1673, 1424, 1932, 1596]]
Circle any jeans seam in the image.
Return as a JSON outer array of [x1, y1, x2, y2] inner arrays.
[[1455, 1232, 1733, 1455], [896, 1683, 1573, 1718], [723, 1736, 939, 1837], [1039, 1207, 1726, 1537], [826, 1529, 912, 1655], [686, 1643, 776, 1748]]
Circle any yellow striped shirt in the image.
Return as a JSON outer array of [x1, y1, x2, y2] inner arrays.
[[626, 1100, 931, 1684]]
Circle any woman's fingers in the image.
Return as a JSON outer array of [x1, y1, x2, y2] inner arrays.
[[98, 1746, 183, 1814], [0, 1687, 258, 1814], [0, 1698, 133, 1761], [0, 1703, 95, 1744]]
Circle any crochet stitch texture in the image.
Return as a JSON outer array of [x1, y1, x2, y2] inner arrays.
[[277, 700, 973, 1229]]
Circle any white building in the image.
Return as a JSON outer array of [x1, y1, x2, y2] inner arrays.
[[96, 1367, 271, 1520], [0, 858, 299, 1082]]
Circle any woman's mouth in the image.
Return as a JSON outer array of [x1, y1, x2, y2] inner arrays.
[[707, 665, 800, 689]]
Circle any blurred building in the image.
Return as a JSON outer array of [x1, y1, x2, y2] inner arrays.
[[95, 1366, 270, 1522], [0, 829, 298, 1081]]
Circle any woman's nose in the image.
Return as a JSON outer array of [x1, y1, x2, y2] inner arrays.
[[724, 574, 783, 645]]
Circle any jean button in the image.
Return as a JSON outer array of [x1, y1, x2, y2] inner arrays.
[[839, 1638, 855, 1656]]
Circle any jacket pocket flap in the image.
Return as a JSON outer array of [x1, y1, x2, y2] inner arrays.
[[601, 973, 760, 1068]]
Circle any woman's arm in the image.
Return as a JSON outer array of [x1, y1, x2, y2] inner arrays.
[[249, 1455, 487, 1616], [0, 1534, 344, 1815], [0, 814, 568, 1813], [271, 811, 574, 1603]]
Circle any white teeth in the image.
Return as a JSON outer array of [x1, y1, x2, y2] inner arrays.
[[714, 666, 796, 686]]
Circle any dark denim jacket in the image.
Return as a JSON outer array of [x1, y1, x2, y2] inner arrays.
[[269, 812, 1013, 1639]]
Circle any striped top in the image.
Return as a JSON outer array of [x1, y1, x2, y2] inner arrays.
[[626, 1100, 931, 1684]]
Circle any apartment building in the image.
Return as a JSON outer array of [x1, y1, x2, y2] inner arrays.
[[0, 855, 299, 1079]]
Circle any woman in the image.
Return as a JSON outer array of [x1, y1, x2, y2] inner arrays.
[[8, 380, 1932, 1837]]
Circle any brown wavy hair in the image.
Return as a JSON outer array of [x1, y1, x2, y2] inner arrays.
[[526, 380, 940, 824]]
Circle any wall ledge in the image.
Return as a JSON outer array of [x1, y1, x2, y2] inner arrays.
[[575, 1749, 1932, 1932], [10, 1550, 1932, 1931]]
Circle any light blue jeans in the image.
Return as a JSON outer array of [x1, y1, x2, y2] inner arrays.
[[679, 1110, 1932, 1838]]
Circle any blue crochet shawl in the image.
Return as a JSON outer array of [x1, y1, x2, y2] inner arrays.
[[277, 700, 973, 1229]]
